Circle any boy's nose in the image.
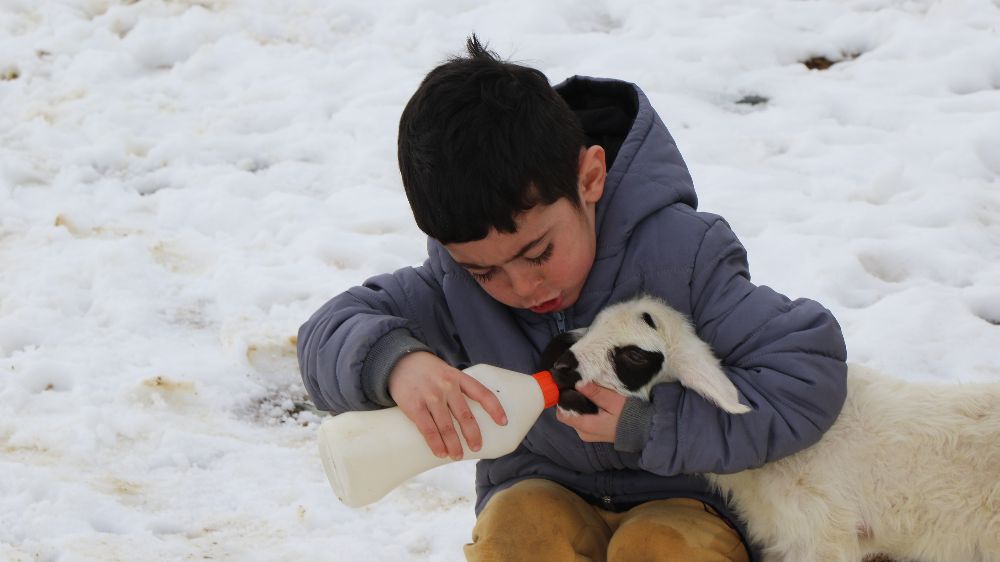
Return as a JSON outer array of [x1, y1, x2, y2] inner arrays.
[[508, 269, 543, 298]]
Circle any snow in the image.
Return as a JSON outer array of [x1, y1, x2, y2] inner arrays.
[[1, 0, 998, 560]]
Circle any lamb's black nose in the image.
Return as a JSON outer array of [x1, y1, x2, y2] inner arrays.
[[551, 351, 581, 390], [550, 350, 599, 415]]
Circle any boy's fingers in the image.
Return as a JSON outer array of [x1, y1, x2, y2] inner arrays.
[[427, 398, 464, 460], [448, 393, 482, 453], [564, 412, 594, 434], [558, 407, 606, 433], [575, 382, 625, 414], [460, 373, 508, 426], [411, 409, 447, 458]]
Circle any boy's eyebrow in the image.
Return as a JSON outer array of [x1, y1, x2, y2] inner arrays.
[[455, 233, 548, 270]]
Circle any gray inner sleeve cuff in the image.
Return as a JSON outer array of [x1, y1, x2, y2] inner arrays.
[[361, 328, 433, 407], [614, 396, 655, 453]]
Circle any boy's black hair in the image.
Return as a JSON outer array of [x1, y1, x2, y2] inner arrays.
[[398, 35, 586, 244]]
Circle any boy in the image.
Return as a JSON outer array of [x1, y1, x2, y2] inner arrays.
[[298, 36, 848, 562]]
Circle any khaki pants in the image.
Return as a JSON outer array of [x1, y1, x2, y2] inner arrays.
[[465, 479, 750, 562]]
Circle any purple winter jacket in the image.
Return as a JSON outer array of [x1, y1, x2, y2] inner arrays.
[[297, 76, 848, 560]]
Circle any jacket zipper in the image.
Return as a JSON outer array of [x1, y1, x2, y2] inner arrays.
[[597, 453, 616, 511], [553, 311, 566, 333]]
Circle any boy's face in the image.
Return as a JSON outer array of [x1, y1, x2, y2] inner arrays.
[[444, 146, 606, 314]]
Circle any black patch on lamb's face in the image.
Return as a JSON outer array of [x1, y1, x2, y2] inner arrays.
[[641, 312, 656, 330], [550, 351, 598, 415], [611, 345, 664, 392]]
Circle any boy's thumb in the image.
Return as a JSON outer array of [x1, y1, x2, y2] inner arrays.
[[574, 381, 601, 398]]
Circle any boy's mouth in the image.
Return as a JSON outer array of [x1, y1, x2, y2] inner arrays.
[[529, 297, 562, 314]]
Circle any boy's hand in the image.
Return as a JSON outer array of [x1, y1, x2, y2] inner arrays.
[[555, 382, 626, 443], [387, 351, 508, 461]]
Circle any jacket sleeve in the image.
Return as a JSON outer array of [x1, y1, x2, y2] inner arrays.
[[629, 218, 848, 475], [296, 262, 466, 413]]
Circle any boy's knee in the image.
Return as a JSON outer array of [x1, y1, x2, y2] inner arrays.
[[475, 479, 604, 535], [466, 479, 611, 562], [483, 479, 565, 517], [609, 523, 689, 562], [607, 500, 749, 562]]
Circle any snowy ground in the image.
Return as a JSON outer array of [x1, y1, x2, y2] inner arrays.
[[1, 0, 999, 561]]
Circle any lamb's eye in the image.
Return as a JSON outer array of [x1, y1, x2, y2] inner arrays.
[[611, 345, 665, 392], [619, 346, 650, 365]]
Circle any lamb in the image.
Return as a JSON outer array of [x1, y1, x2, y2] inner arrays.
[[545, 295, 1000, 562]]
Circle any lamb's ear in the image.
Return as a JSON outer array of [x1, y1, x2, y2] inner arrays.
[[672, 356, 752, 415], [539, 328, 587, 371]]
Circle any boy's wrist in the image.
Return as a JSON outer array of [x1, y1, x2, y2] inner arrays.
[[362, 328, 433, 407], [613, 396, 655, 453]]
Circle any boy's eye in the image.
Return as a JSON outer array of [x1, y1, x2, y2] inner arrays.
[[466, 243, 552, 283], [469, 269, 496, 283], [526, 243, 554, 266]]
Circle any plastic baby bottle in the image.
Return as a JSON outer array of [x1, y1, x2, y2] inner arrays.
[[317, 364, 559, 507]]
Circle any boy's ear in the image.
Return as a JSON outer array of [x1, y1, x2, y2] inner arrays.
[[578, 145, 606, 205]]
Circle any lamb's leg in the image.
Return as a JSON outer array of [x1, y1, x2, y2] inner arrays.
[[770, 550, 855, 562], [767, 533, 861, 562], [980, 543, 1000, 562], [861, 555, 896, 562]]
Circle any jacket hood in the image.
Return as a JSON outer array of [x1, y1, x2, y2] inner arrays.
[[426, 76, 698, 325], [554, 76, 697, 262]]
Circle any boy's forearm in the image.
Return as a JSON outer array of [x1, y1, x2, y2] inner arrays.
[[613, 397, 655, 453], [632, 299, 847, 475], [624, 214, 849, 474], [361, 328, 433, 407], [297, 284, 416, 412], [297, 265, 460, 413]]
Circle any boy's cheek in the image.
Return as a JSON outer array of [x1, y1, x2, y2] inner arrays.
[[480, 284, 525, 309]]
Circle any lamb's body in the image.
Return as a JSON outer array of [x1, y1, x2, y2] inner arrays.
[[555, 296, 1000, 562], [710, 364, 1000, 562]]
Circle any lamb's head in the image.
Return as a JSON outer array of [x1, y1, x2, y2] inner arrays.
[[541, 296, 751, 416]]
